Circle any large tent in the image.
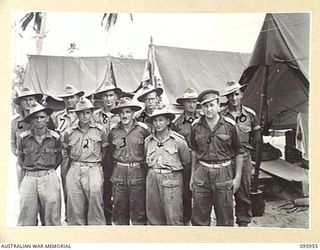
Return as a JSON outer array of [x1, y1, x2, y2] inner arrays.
[[239, 13, 310, 130], [152, 45, 251, 104], [22, 55, 146, 97]]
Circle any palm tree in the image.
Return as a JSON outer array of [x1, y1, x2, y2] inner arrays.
[[101, 13, 133, 31]]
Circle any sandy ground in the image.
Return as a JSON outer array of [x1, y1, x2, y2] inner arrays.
[[7, 153, 309, 228]]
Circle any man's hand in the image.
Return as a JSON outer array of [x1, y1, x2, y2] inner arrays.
[[232, 177, 241, 194], [189, 175, 194, 191]]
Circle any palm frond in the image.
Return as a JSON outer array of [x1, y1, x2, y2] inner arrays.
[[20, 12, 34, 31], [33, 12, 42, 33]]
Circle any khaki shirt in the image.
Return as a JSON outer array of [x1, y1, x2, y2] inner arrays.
[[63, 121, 108, 163], [172, 111, 201, 148], [221, 105, 261, 150], [51, 109, 78, 134], [93, 108, 120, 132], [17, 128, 62, 171], [11, 114, 31, 155], [145, 130, 190, 171], [108, 120, 150, 163], [191, 115, 243, 162]]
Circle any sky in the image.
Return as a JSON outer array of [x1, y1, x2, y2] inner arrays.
[[11, 12, 266, 66]]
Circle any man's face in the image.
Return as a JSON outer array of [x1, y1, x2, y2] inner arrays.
[[183, 99, 197, 113], [63, 95, 79, 109], [202, 99, 219, 119], [144, 91, 158, 110], [226, 89, 243, 107], [100, 90, 117, 108], [20, 96, 37, 110], [152, 115, 170, 133], [30, 111, 49, 129], [77, 109, 93, 124], [118, 107, 134, 126]]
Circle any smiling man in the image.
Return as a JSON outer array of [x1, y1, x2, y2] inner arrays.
[[145, 108, 190, 225], [221, 81, 261, 227], [17, 103, 62, 226], [108, 97, 149, 225], [190, 89, 244, 226], [172, 87, 201, 225], [92, 82, 123, 225], [63, 97, 107, 225]]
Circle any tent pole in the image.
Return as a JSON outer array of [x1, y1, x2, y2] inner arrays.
[[252, 64, 269, 192]]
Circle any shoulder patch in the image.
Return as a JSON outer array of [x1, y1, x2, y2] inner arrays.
[[171, 130, 185, 141], [136, 121, 148, 130], [243, 106, 256, 116], [49, 129, 60, 139], [224, 116, 236, 126], [191, 117, 201, 127], [20, 130, 31, 139]]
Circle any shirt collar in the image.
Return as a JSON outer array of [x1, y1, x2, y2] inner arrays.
[[150, 129, 174, 143], [29, 128, 52, 139]]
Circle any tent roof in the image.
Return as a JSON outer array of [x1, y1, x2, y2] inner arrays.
[[22, 55, 146, 98], [153, 45, 251, 104], [240, 13, 310, 130]]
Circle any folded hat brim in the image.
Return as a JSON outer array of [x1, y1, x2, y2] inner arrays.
[[110, 105, 141, 114], [145, 112, 175, 124], [93, 87, 122, 98], [176, 97, 198, 105], [137, 88, 163, 102], [14, 93, 43, 105], [24, 107, 53, 123], [58, 91, 85, 98], [221, 84, 247, 97]]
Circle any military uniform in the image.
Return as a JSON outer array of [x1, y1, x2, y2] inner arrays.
[[16, 128, 62, 226], [145, 130, 190, 225], [221, 105, 260, 226], [92, 108, 120, 224], [11, 114, 31, 187], [108, 120, 149, 225], [190, 115, 243, 226], [172, 111, 201, 224], [63, 121, 107, 225], [51, 109, 78, 217]]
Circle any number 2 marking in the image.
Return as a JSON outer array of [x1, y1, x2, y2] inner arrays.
[[83, 139, 89, 148]]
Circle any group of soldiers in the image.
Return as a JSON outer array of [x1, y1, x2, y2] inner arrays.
[[11, 79, 261, 227]]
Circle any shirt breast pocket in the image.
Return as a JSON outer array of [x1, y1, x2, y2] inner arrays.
[[43, 148, 57, 165], [88, 135, 102, 156], [238, 124, 252, 134], [162, 145, 178, 166], [23, 148, 35, 165], [216, 134, 231, 146]]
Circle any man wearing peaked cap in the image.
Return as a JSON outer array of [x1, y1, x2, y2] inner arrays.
[[144, 107, 190, 225], [16, 103, 62, 226], [51, 84, 84, 222], [62, 97, 107, 225], [172, 87, 201, 225], [221, 81, 261, 227], [136, 83, 163, 124], [92, 81, 123, 224], [190, 89, 244, 226], [108, 97, 149, 225], [12, 87, 44, 187]]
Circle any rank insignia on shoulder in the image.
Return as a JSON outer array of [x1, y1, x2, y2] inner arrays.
[[224, 116, 236, 126]]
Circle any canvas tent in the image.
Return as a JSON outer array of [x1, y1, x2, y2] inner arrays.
[[151, 45, 251, 105], [239, 13, 310, 130], [22, 55, 146, 97]]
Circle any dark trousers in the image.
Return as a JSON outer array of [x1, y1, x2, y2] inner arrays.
[[191, 163, 234, 226], [235, 152, 252, 225], [102, 151, 114, 225], [113, 183, 146, 225], [183, 164, 192, 224]]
